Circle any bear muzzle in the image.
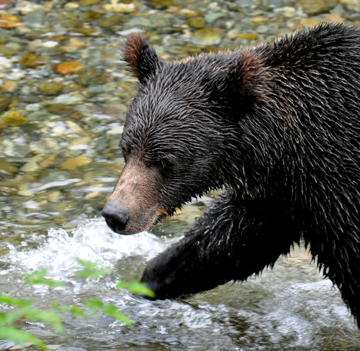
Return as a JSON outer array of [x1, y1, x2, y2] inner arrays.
[[102, 159, 166, 234], [101, 203, 130, 234], [102, 198, 165, 234]]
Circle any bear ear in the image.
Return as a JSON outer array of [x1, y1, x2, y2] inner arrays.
[[123, 33, 165, 84], [236, 50, 263, 97], [212, 50, 263, 107]]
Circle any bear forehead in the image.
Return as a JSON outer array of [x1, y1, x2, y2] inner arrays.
[[142, 50, 242, 90], [126, 54, 242, 117], [127, 71, 214, 125], [122, 91, 220, 155]]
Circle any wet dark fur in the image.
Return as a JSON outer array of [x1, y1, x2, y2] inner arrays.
[[103, 23, 360, 327]]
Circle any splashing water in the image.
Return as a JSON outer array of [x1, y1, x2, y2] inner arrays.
[[6, 218, 168, 278], [0, 218, 359, 351]]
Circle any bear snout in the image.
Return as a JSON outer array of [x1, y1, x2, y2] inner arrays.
[[101, 203, 130, 234], [102, 159, 167, 234]]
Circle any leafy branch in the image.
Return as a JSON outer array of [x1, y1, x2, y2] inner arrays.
[[0, 259, 154, 350]]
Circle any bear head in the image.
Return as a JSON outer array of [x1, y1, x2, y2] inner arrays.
[[102, 33, 265, 234]]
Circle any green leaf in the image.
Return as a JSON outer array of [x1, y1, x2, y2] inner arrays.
[[37, 310, 64, 334], [116, 281, 155, 298], [74, 259, 111, 280], [68, 305, 87, 319], [49, 301, 68, 312], [84, 299, 102, 320], [20, 308, 64, 334], [74, 268, 111, 280], [22, 269, 63, 287], [100, 303, 133, 327], [73, 270, 89, 279], [50, 301, 87, 320], [84, 298, 103, 311], [0, 294, 34, 308], [0, 326, 47, 350], [0, 312, 23, 326], [84, 299, 133, 327], [76, 258, 98, 271]]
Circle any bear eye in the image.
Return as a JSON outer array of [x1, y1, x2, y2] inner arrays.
[[154, 156, 175, 170]]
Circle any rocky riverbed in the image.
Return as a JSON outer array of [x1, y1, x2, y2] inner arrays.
[[1, 0, 360, 242]]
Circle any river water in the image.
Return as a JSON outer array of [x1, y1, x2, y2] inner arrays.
[[1, 212, 360, 350], [1, 0, 360, 350]]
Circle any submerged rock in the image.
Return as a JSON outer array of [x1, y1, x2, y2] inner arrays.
[[0, 14, 23, 28], [98, 14, 125, 28], [186, 17, 205, 29], [2, 111, 28, 126], [103, 3, 136, 13], [60, 156, 93, 170], [39, 82, 63, 96], [340, 0, 360, 12], [18, 53, 47, 68], [20, 158, 41, 172], [192, 28, 222, 46], [0, 159, 17, 175], [75, 67, 107, 87], [248, 16, 269, 26], [297, 0, 339, 15], [52, 93, 85, 105], [53, 61, 83, 75], [205, 13, 227, 23], [0, 97, 11, 113]]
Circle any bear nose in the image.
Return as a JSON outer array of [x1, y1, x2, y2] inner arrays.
[[101, 203, 129, 234]]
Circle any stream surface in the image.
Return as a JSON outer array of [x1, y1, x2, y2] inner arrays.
[[1, 211, 360, 351]]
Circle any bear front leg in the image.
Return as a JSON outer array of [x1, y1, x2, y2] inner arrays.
[[141, 193, 300, 299], [308, 227, 360, 327]]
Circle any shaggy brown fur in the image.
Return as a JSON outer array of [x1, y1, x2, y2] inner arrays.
[[102, 23, 360, 327]]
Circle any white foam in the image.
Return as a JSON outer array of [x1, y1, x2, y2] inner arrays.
[[6, 218, 169, 278]]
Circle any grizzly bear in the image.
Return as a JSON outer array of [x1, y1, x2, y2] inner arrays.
[[102, 23, 360, 327]]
